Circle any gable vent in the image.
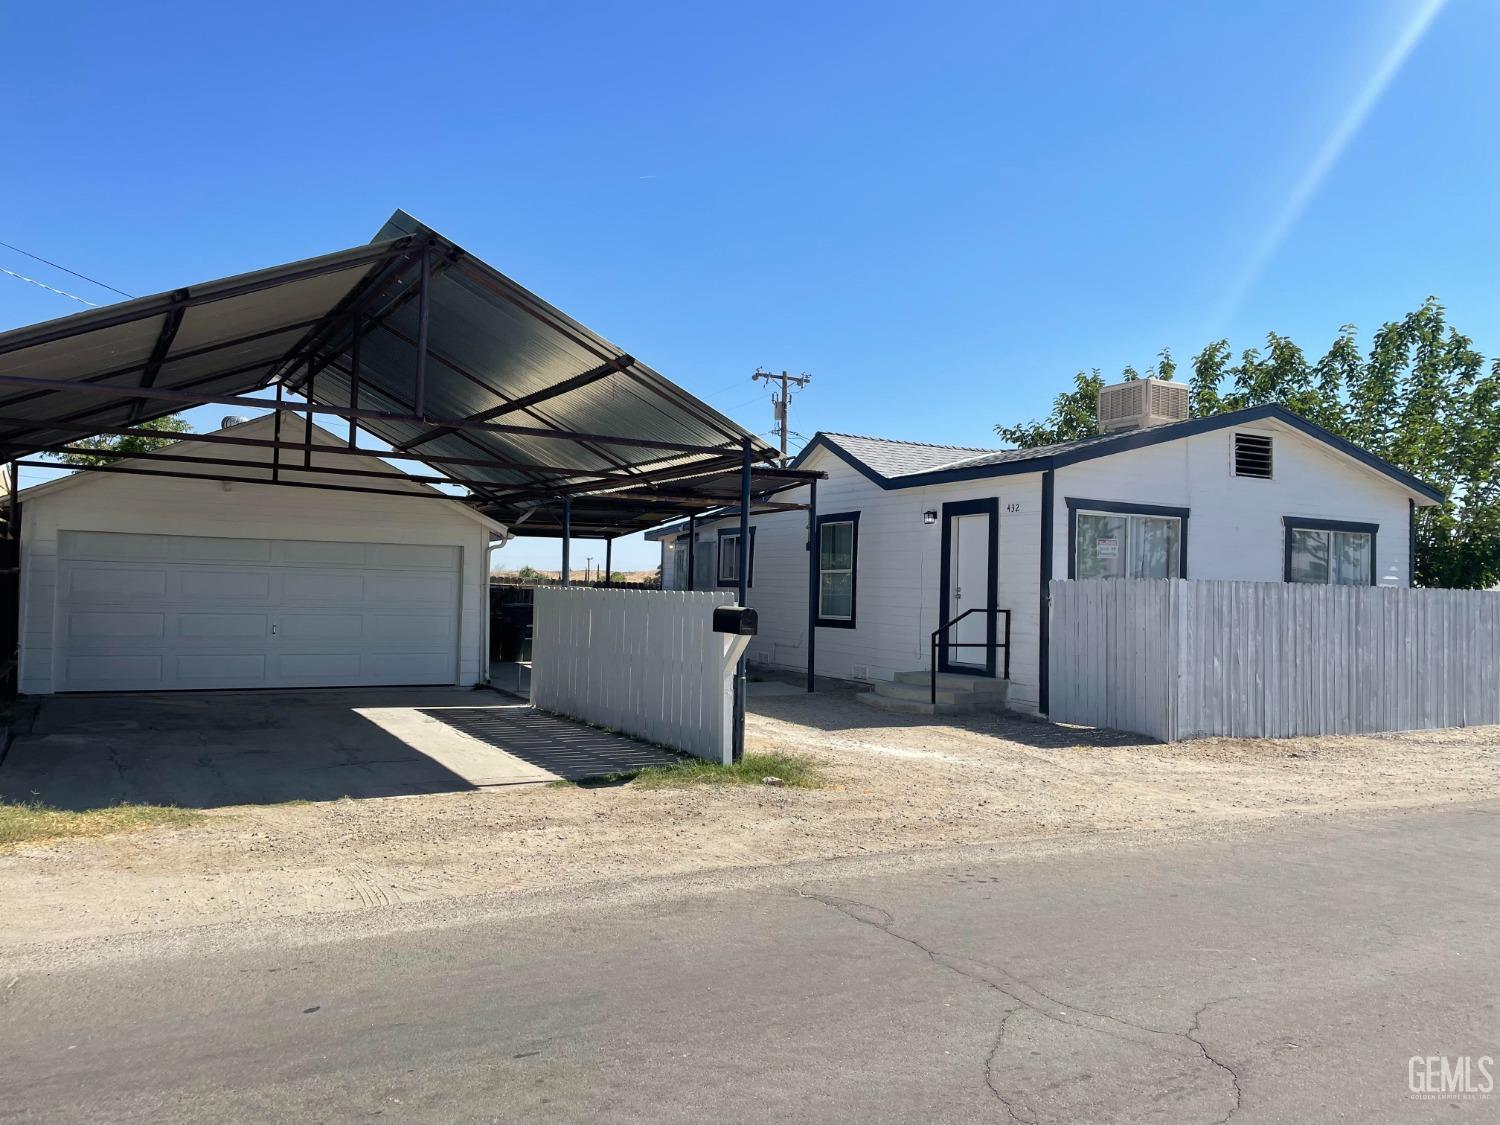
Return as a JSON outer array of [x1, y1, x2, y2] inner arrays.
[[1233, 432, 1273, 479]]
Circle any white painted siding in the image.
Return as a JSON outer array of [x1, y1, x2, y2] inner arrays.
[[655, 448, 1046, 713], [656, 419, 1426, 715], [19, 419, 495, 695], [1050, 419, 1417, 586]]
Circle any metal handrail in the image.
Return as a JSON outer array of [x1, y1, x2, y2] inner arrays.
[[930, 608, 1012, 704]]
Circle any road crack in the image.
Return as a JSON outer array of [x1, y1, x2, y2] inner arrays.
[[800, 890, 1241, 1124]]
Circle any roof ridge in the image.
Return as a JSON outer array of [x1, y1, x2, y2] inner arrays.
[[821, 431, 999, 453]]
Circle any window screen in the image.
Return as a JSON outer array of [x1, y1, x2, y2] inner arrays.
[[817, 518, 857, 623]]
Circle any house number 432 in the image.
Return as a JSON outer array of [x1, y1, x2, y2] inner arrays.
[[1005, 502, 1022, 513]]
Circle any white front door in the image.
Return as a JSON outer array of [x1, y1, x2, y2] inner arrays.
[[947, 511, 991, 670], [54, 530, 461, 692]]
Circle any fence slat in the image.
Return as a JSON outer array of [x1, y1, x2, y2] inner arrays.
[[1048, 578, 1500, 741]]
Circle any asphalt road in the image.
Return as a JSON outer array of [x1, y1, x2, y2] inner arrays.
[[3, 804, 1497, 1124]]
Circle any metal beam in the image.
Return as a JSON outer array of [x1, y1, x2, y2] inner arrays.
[[0, 414, 641, 481], [11, 460, 474, 502], [0, 374, 759, 457], [0, 239, 412, 359], [806, 477, 817, 693], [561, 496, 572, 586], [733, 438, 752, 764], [128, 296, 186, 424], [399, 354, 636, 451], [39, 445, 475, 488]]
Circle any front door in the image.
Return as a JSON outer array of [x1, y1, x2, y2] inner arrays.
[[939, 499, 997, 675]]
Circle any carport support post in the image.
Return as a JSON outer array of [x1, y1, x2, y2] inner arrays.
[[806, 477, 817, 693], [686, 516, 696, 591], [561, 495, 572, 587], [732, 439, 752, 764], [604, 537, 612, 585]]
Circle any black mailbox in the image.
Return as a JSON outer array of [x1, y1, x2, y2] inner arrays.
[[713, 605, 758, 636]]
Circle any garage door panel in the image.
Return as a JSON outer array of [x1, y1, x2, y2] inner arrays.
[[178, 613, 268, 639], [283, 572, 365, 603], [277, 652, 364, 679], [174, 654, 268, 683], [273, 540, 369, 568], [368, 573, 457, 606], [66, 654, 164, 685], [180, 570, 271, 601], [176, 537, 272, 563], [369, 614, 452, 645], [55, 533, 460, 692], [67, 567, 168, 601], [67, 611, 166, 640], [276, 613, 364, 641]]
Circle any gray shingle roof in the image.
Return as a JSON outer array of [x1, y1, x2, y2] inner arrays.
[[818, 433, 999, 478]]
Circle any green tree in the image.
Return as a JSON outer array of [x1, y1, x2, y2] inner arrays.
[[56, 415, 192, 467], [995, 299, 1500, 587]]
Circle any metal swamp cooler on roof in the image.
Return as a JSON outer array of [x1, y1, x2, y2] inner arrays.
[[1096, 377, 1191, 433]]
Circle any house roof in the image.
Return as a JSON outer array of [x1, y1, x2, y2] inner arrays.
[[0, 209, 815, 539], [790, 404, 1444, 504]]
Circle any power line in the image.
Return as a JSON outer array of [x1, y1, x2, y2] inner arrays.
[[0, 266, 100, 307], [752, 368, 812, 462], [0, 240, 134, 299]]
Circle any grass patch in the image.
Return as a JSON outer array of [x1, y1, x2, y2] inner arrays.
[[626, 751, 823, 790], [0, 800, 207, 851]]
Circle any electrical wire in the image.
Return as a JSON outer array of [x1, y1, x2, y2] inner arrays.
[[0, 240, 134, 299], [0, 266, 100, 307]]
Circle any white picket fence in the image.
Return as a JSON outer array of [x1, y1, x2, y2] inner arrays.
[[530, 587, 750, 764], [1049, 578, 1500, 742]]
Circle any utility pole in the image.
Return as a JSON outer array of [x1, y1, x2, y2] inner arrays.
[[752, 368, 812, 463]]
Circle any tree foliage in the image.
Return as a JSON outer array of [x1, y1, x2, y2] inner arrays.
[[56, 415, 193, 467], [995, 300, 1500, 588]]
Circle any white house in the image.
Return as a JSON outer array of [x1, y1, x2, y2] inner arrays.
[[648, 380, 1444, 715], [15, 416, 506, 694]]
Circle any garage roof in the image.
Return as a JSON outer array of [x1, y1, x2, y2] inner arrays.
[[0, 211, 818, 537]]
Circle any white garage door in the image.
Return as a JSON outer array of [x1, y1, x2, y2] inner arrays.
[[55, 531, 461, 692]]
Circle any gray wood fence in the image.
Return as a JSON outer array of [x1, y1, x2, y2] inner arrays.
[[1048, 579, 1500, 741]]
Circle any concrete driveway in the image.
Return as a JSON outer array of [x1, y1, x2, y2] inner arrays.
[[0, 688, 683, 810]]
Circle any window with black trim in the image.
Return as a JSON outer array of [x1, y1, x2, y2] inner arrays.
[[1284, 518, 1376, 585], [1233, 432, 1274, 479], [815, 512, 859, 627], [716, 527, 756, 588], [1066, 499, 1188, 580]]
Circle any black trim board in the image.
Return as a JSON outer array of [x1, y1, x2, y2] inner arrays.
[[814, 511, 859, 629], [937, 498, 999, 677], [1065, 497, 1190, 580], [1282, 516, 1378, 586], [715, 526, 756, 588], [789, 404, 1443, 502], [1038, 470, 1053, 714]]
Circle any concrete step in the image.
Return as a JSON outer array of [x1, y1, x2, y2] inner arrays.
[[893, 670, 1009, 695], [870, 680, 972, 706]]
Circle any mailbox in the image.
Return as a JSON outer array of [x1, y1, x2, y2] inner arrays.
[[713, 605, 758, 636]]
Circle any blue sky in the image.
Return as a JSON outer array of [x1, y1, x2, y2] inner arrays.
[[2, 0, 1495, 570]]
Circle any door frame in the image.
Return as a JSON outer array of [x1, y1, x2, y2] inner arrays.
[[937, 497, 999, 677]]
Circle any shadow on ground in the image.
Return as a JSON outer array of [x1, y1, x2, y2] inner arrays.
[[419, 705, 684, 782]]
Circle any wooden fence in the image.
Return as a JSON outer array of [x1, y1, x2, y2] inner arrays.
[[1049, 578, 1500, 741], [531, 588, 749, 764]]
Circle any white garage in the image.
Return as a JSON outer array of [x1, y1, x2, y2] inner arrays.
[[17, 417, 501, 695]]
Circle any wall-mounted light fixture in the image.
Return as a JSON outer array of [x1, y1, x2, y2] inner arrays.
[[923, 510, 938, 525]]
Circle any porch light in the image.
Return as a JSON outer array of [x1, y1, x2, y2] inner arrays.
[[923, 510, 938, 525]]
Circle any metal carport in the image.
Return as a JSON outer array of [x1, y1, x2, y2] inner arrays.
[[0, 210, 824, 759]]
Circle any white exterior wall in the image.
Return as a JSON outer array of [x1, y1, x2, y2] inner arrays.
[[655, 450, 1048, 714], [1050, 418, 1418, 586], [653, 419, 1426, 716], [18, 422, 495, 695]]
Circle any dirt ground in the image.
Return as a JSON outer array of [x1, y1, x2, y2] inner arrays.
[[3, 685, 1498, 950]]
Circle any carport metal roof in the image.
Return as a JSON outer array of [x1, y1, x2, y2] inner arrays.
[[0, 210, 820, 538]]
